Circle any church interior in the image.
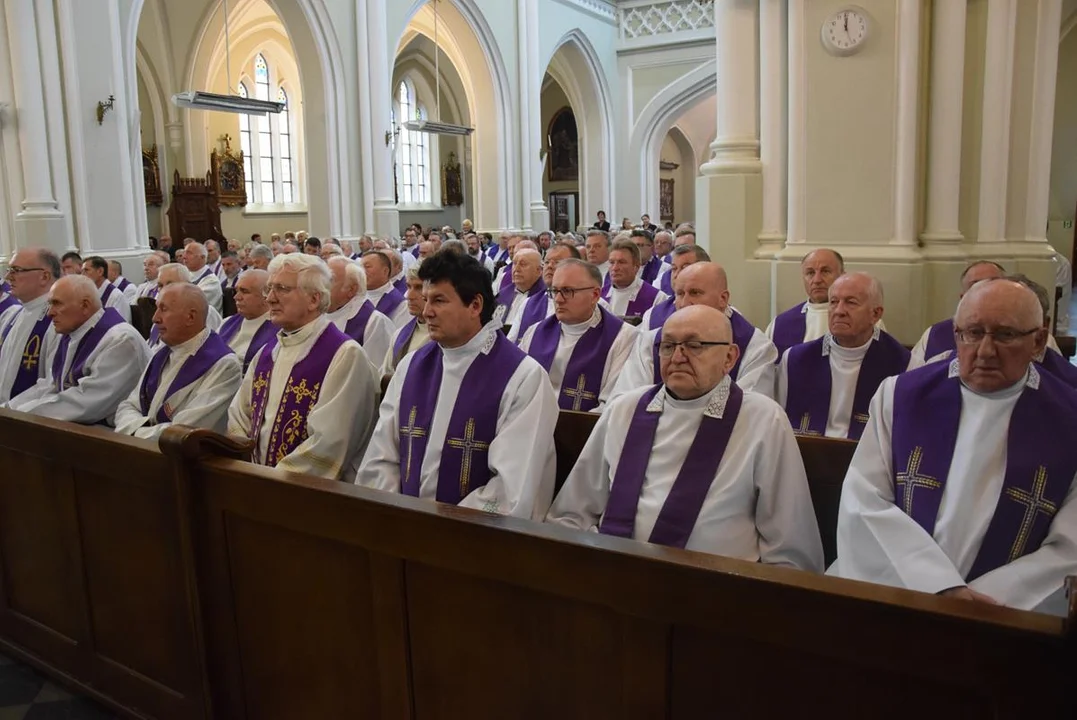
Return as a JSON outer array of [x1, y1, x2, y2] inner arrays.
[[1, 0, 1077, 717]]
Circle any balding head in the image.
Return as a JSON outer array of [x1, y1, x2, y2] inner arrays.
[[153, 283, 208, 346], [674, 262, 730, 312], [157, 263, 192, 288], [512, 248, 543, 292], [953, 278, 1046, 393], [47, 275, 101, 335], [959, 260, 1006, 295], [801, 249, 845, 303], [183, 241, 208, 272], [659, 305, 739, 400]]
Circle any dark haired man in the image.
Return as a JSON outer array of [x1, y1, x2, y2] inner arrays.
[[82, 255, 131, 322], [356, 252, 558, 520]]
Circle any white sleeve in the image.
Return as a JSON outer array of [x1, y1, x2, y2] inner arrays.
[[597, 324, 638, 409], [355, 353, 411, 490], [226, 348, 258, 441], [108, 294, 132, 323], [608, 330, 656, 402], [735, 330, 778, 398], [199, 276, 224, 314], [764, 317, 776, 339], [775, 349, 790, 409], [907, 328, 931, 370], [113, 373, 151, 436], [361, 313, 394, 377], [545, 399, 618, 531], [122, 284, 139, 304], [131, 355, 243, 440]]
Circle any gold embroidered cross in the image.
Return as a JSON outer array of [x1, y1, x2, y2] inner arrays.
[[446, 418, 490, 497], [1005, 466, 1058, 562], [796, 413, 820, 436], [895, 447, 941, 516], [287, 378, 319, 403], [21, 334, 41, 372], [252, 373, 269, 395], [400, 406, 427, 481], [563, 374, 597, 411]]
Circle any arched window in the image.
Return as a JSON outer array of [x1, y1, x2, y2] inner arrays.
[[395, 78, 434, 206], [237, 53, 301, 206], [279, 87, 293, 203]]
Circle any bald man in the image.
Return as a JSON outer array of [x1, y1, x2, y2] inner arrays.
[[613, 262, 779, 399], [642, 245, 710, 330], [114, 283, 241, 439], [149, 264, 224, 347], [217, 269, 275, 372], [0, 248, 62, 404], [547, 305, 823, 569], [182, 241, 224, 314], [830, 279, 1077, 614], [777, 273, 909, 439], [767, 249, 851, 357], [6, 275, 149, 425], [107, 260, 139, 304], [494, 248, 547, 342], [326, 256, 394, 370], [361, 250, 409, 328], [907, 260, 1005, 369]]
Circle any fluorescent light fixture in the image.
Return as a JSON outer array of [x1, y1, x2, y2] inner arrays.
[[402, 119, 474, 137], [171, 90, 284, 116]]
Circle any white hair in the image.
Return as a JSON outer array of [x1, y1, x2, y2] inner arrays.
[[832, 271, 884, 307], [269, 252, 332, 312], [956, 278, 1043, 328], [322, 244, 343, 257], [158, 263, 192, 283], [328, 255, 367, 296], [249, 244, 273, 261], [185, 242, 208, 259], [159, 282, 209, 325], [63, 275, 102, 310]]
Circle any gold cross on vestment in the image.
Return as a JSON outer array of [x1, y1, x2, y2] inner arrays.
[[252, 373, 269, 395], [446, 418, 490, 497], [400, 406, 427, 481], [1005, 466, 1058, 562], [21, 334, 41, 372], [895, 447, 941, 516], [563, 374, 597, 411], [796, 413, 821, 436], [288, 378, 319, 403]]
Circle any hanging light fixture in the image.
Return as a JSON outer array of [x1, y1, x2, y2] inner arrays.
[[402, 0, 474, 137]]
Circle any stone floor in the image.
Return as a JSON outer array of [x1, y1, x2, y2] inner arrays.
[[0, 654, 117, 720]]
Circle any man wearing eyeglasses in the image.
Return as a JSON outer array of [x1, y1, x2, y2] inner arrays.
[[518, 259, 637, 412], [907, 260, 1005, 368], [631, 229, 667, 286], [547, 304, 823, 569], [0, 249, 62, 405], [776, 273, 909, 439], [217, 269, 274, 372], [830, 278, 1077, 613], [227, 253, 378, 481]]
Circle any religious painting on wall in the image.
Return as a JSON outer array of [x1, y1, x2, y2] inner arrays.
[[210, 134, 248, 207], [442, 151, 464, 206], [547, 107, 579, 182], [660, 179, 674, 223], [143, 145, 163, 206]]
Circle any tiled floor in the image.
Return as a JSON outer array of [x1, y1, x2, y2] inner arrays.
[[0, 654, 117, 720]]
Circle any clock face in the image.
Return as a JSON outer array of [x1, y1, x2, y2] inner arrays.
[[823, 8, 869, 55]]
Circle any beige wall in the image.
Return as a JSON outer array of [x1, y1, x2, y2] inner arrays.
[[1049, 26, 1077, 262]]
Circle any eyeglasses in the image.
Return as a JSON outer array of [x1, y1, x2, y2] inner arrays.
[[546, 286, 597, 300], [658, 340, 731, 357], [954, 327, 1040, 345], [262, 283, 297, 297], [5, 266, 45, 276]]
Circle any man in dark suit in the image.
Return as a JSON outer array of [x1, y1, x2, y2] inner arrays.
[[640, 214, 658, 234], [592, 211, 611, 232]]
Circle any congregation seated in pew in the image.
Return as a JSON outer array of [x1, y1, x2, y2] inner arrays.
[[632, 228, 668, 286], [82, 255, 132, 323], [494, 248, 546, 343], [0, 248, 62, 405], [381, 266, 432, 378], [107, 260, 139, 304], [600, 239, 666, 321], [642, 243, 708, 330], [547, 305, 824, 571], [181, 241, 224, 315], [360, 249, 409, 328], [149, 263, 223, 348], [217, 269, 275, 372], [326, 255, 394, 370]]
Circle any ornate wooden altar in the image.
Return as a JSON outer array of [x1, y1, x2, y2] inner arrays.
[[166, 171, 225, 243]]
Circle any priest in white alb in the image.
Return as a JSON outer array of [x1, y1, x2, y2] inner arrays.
[[0, 248, 62, 405], [138, 253, 165, 298], [81, 256, 131, 323], [519, 259, 636, 412], [356, 251, 558, 520], [907, 260, 1005, 369], [227, 253, 379, 480], [107, 260, 140, 304], [325, 256, 394, 370], [492, 248, 547, 342], [777, 273, 909, 439], [612, 262, 778, 399], [829, 279, 1077, 613], [641, 244, 709, 331], [148, 264, 224, 348], [547, 305, 823, 569], [114, 283, 241, 439], [217, 269, 275, 372], [6, 275, 149, 425], [182, 241, 224, 314], [600, 240, 666, 319], [361, 250, 410, 328], [382, 266, 432, 377], [766, 248, 846, 358]]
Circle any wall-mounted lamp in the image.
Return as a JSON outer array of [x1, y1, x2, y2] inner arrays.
[[384, 129, 396, 146], [539, 147, 548, 162], [96, 95, 116, 125]]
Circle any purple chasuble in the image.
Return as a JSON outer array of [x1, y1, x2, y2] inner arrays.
[[497, 265, 514, 293], [891, 362, 1077, 580], [375, 286, 406, 317], [100, 283, 117, 306], [771, 302, 809, 358], [784, 332, 910, 440], [51, 309, 125, 391], [527, 307, 624, 412], [138, 331, 234, 424], [193, 267, 215, 284], [248, 323, 349, 467], [496, 280, 546, 330], [602, 280, 660, 318], [392, 317, 420, 366], [647, 297, 676, 331], [396, 333, 525, 504], [659, 269, 672, 296], [649, 311, 755, 384], [410, 245, 420, 258], [2, 309, 51, 399], [117, 277, 132, 292], [924, 318, 956, 360], [599, 382, 745, 549], [342, 301, 376, 344], [640, 255, 664, 285], [393, 276, 408, 294], [1037, 348, 1077, 389]]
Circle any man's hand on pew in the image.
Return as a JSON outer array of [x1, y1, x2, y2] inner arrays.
[[939, 586, 999, 605]]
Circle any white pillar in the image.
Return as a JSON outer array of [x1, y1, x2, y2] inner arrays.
[[786, 0, 806, 244], [757, 0, 786, 247], [363, 0, 399, 238], [893, 0, 921, 246], [977, 0, 1017, 244], [701, 0, 762, 175], [1023, 0, 1063, 243], [518, 0, 548, 231], [921, 0, 967, 244]]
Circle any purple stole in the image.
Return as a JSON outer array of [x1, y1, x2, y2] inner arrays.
[[649, 311, 756, 384], [602, 280, 660, 318], [924, 318, 955, 360], [410, 245, 420, 258], [374, 287, 406, 317], [392, 317, 421, 366], [784, 333, 910, 440], [647, 297, 676, 330], [640, 255, 664, 285], [392, 276, 408, 294], [599, 382, 745, 549], [0, 293, 17, 315], [659, 269, 672, 296], [51, 309, 125, 391], [193, 267, 215, 284], [218, 314, 276, 370], [222, 274, 239, 290], [771, 302, 809, 358], [1, 309, 52, 399], [342, 301, 376, 344], [1037, 349, 1077, 389], [117, 277, 132, 293], [892, 362, 1077, 580], [248, 323, 349, 467], [496, 280, 546, 329], [397, 333, 525, 504], [527, 307, 624, 412], [138, 331, 233, 424], [497, 265, 514, 294], [100, 282, 117, 306]]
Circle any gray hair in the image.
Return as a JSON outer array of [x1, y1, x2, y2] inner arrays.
[[185, 242, 208, 259], [322, 244, 344, 257], [159, 282, 209, 325], [158, 263, 192, 284], [833, 271, 884, 307], [586, 229, 610, 245], [441, 239, 467, 255], [328, 255, 367, 296], [63, 275, 102, 310], [33, 248, 62, 279], [268, 253, 332, 312], [554, 258, 602, 286], [1005, 273, 1051, 321], [671, 244, 710, 262], [250, 244, 273, 261]]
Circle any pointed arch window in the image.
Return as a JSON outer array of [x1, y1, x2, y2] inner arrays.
[[279, 87, 294, 203], [236, 52, 301, 206], [395, 78, 435, 206]]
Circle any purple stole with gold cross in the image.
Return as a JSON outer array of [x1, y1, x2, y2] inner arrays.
[[138, 331, 233, 424], [397, 333, 525, 504], [527, 307, 624, 412], [771, 302, 808, 358], [599, 381, 745, 548], [647, 297, 676, 330], [218, 314, 276, 371], [342, 301, 376, 345], [1, 308, 52, 399], [649, 310, 755, 384], [602, 280, 659, 318], [784, 332, 910, 440], [924, 318, 955, 360], [892, 361, 1077, 580], [51, 309, 125, 391], [375, 287, 406, 317], [248, 323, 349, 467]]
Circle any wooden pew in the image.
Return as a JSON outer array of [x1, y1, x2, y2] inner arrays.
[[131, 297, 157, 339]]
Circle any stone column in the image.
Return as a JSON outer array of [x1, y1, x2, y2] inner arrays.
[[518, 0, 548, 231], [977, 0, 1017, 244], [893, 0, 921, 245], [786, 0, 806, 245], [757, 0, 786, 250], [1021, 0, 1062, 244]]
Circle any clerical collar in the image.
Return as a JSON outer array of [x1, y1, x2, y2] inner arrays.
[[611, 277, 639, 293], [822, 326, 879, 357], [68, 308, 106, 343], [803, 300, 828, 313], [21, 294, 49, 315], [331, 294, 367, 320], [650, 375, 732, 419], [561, 306, 601, 335], [169, 327, 210, 358], [950, 358, 1040, 395], [277, 315, 326, 347], [244, 312, 271, 326], [441, 320, 499, 359], [367, 283, 391, 300]]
